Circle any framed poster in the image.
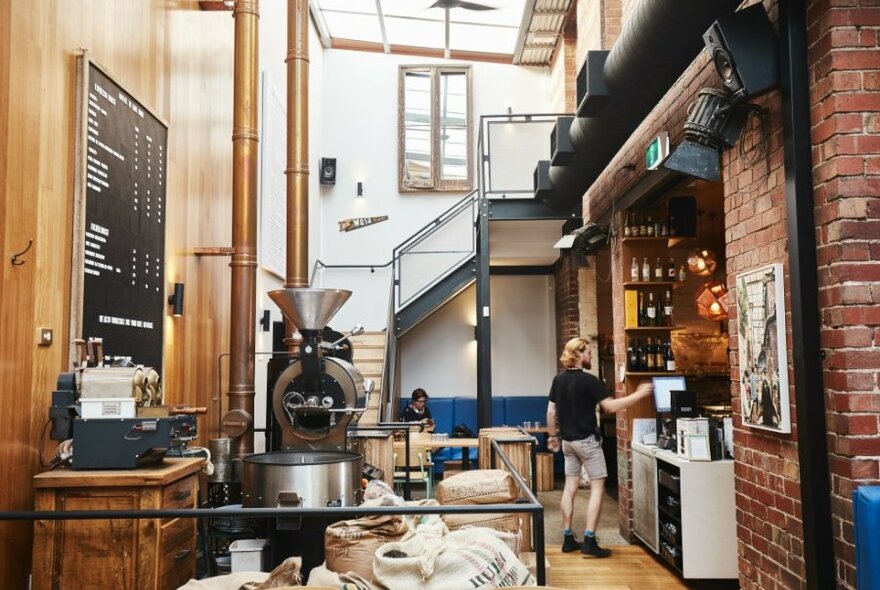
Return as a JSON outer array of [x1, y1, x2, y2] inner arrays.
[[70, 53, 168, 374], [736, 263, 791, 433]]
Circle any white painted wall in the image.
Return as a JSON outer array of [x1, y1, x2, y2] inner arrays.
[[400, 276, 557, 400]]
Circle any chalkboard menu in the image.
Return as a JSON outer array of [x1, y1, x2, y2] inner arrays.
[[71, 56, 168, 373]]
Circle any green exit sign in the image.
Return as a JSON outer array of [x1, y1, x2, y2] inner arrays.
[[645, 132, 670, 171]]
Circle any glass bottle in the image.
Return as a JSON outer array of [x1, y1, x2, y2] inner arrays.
[[636, 339, 645, 371], [639, 214, 647, 237], [663, 289, 674, 326], [655, 339, 665, 371], [646, 216, 655, 237], [638, 291, 645, 326], [654, 257, 663, 280], [678, 264, 687, 282], [665, 339, 676, 372], [627, 338, 637, 372], [642, 257, 651, 282], [667, 257, 676, 280], [624, 213, 632, 237], [631, 257, 640, 282], [645, 338, 656, 370], [646, 292, 657, 327]]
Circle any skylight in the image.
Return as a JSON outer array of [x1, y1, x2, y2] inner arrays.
[[311, 0, 528, 61]]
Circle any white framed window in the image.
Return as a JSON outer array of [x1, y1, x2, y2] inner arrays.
[[398, 65, 473, 192]]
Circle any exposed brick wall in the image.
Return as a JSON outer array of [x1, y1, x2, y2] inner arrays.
[[563, 1, 578, 113], [808, 0, 880, 587], [577, 0, 879, 587], [554, 254, 580, 370]]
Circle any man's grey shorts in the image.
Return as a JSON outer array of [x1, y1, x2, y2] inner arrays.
[[561, 436, 607, 480]]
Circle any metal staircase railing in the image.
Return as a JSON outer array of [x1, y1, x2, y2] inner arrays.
[[380, 189, 480, 420]]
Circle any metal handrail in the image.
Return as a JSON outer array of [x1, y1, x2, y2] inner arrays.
[[5, 440, 547, 585]]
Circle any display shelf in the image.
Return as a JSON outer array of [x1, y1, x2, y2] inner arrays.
[[622, 235, 698, 250], [626, 371, 683, 377], [622, 236, 667, 243], [623, 281, 677, 288]]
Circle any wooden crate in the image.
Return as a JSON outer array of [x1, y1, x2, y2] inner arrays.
[[350, 430, 394, 485]]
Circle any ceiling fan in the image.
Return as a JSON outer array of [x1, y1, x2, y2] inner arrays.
[[429, 0, 497, 10], [428, 0, 497, 58]]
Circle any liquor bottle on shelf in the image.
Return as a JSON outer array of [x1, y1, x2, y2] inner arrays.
[[678, 264, 687, 282], [654, 257, 663, 280], [654, 339, 665, 371], [639, 214, 648, 237], [663, 289, 674, 326], [624, 214, 632, 237], [638, 291, 645, 326], [631, 257, 639, 282], [646, 216, 655, 236], [665, 339, 676, 372], [646, 292, 657, 326], [642, 257, 650, 282], [654, 219, 662, 237], [660, 222, 667, 237], [667, 257, 676, 280], [645, 338, 656, 370], [627, 338, 638, 372], [636, 339, 645, 371]]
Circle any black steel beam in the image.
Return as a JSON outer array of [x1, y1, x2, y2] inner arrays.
[[490, 265, 555, 275], [476, 198, 492, 429], [488, 198, 580, 221], [395, 257, 475, 336], [779, 1, 834, 588]]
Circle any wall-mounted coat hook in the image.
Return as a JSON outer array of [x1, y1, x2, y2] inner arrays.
[[11, 239, 33, 266]]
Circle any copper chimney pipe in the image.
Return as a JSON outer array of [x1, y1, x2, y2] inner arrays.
[[225, 0, 259, 457], [285, 0, 310, 295]]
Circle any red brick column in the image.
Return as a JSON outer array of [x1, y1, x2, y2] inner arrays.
[[808, 0, 880, 587]]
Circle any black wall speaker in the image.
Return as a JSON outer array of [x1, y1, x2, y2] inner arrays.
[[320, 157, 336, 185], [703, 4, 779, 99], [667, 196, 697, 238]]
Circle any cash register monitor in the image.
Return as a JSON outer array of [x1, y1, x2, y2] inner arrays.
[[653, 376, 686, 413]]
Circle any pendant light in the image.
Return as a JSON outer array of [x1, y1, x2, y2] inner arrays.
[[696, 280, 729, 322], [687, 211, 718, 276]]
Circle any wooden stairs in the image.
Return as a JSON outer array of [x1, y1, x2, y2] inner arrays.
[[350, 330, 386, 425]]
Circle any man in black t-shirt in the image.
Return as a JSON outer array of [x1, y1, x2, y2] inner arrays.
[[547, 336, 653, 557]]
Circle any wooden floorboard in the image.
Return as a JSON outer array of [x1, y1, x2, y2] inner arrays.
[[545, 544, 738, 590]]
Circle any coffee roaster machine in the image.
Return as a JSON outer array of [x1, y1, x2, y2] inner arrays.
[[242, 288, 373, 574], [49, 369, 197, 470]]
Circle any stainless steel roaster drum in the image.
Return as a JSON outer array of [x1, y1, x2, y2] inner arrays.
[[242, 450, 362, 508]]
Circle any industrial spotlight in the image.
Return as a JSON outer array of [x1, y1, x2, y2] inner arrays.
[[571, 222, 609, 255], [663, 4, 778, 183], [168, 283, 185, 316], [661, 88, 751, 182]]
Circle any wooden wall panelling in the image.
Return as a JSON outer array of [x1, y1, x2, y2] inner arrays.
[[0, 1, 235, 585]]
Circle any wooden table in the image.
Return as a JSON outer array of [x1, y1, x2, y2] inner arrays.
[[393, 437, 480, 469], [32, 458, 203, 590]]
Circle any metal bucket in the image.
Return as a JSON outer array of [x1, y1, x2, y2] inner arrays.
[[241, 450, 362, 508]]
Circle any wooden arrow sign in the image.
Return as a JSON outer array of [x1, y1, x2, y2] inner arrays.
[[338, 215, 389, 232]]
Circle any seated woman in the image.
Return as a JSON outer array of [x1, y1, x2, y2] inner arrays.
[[400, 388, 432, 424]]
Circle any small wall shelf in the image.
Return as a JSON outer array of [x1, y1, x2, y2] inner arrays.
[[624, 281, 677, 288], [626, 371, 684, 377]]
